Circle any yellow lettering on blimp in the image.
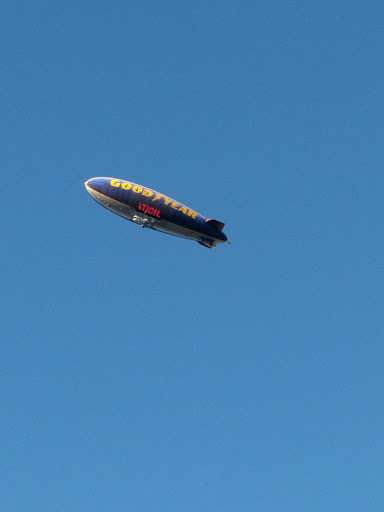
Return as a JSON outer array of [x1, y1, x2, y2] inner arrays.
[[109, 181, 199, 219], [187, 210, 198, 219]]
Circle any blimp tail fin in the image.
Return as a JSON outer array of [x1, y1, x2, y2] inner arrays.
[[198, 239, 217, 249], [205, 219, 225, 231]]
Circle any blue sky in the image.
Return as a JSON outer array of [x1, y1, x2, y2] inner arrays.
[[1, 1, 383, 510]]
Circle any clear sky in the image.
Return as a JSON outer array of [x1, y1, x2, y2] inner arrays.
[[1, 1, 383, 510]]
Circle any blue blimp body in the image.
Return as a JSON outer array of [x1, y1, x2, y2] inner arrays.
[[85, 177, 228, 248]]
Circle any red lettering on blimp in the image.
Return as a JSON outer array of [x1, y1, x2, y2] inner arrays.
[[138, 203, 161, 218]]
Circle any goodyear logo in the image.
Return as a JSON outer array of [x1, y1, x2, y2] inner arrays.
[[110, 179, 198, 219]]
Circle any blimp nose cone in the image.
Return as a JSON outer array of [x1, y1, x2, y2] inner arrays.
[[85, 178, 94, 190], [85, 178, 107, 194], [85, 178, 97, 189], [85, 178, 105, 202]]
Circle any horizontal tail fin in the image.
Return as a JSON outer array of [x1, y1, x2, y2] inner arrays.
[[205, 219, 225, 231], [198, 239, 217, 249]]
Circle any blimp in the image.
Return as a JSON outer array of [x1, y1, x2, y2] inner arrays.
[[85, 177, 228, 248]]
